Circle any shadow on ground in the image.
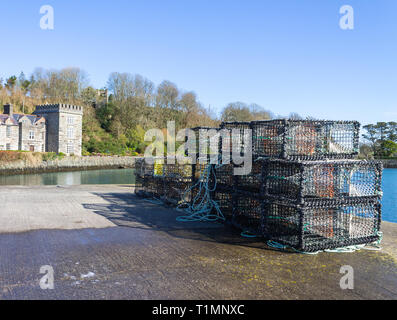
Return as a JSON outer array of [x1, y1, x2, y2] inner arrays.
[[83, 192, 267, 250]]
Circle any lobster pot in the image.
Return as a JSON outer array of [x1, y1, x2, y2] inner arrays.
[[164, 178, 193, 205], [264, 160, 383, 203], [262, 199, 382, 252], [144, 176, 165, 199], [251, 120, 360, 160], [220, 122, 251, 156], [213, 189, 234, 221], [232, 192, 263, 236]]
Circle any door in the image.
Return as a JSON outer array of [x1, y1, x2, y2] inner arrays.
[[30, 145, 35, 152]]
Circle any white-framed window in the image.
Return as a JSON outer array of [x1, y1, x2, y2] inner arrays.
[[6, 126, 11, 138], [67, 127, 74, 139], [67, 117, 74, 125], [67, 143, 74, 154], [41, 144, 45, 152], [29, 131, 35, 140], [6, 143, 11, 150]]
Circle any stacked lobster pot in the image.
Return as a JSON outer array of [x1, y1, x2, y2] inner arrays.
[[219, 119, 383, 252], [135, 126, 222, 206]]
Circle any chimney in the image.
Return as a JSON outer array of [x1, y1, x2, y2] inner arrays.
[[3, 104, 13, 116]]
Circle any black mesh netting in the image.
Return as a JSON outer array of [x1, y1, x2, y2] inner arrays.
[[251, 120, 360, 160]]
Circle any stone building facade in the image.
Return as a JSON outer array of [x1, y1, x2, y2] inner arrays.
[[0, 103, 83, 156], [33, 104, 83, 156], [0, 104, 46, 152]]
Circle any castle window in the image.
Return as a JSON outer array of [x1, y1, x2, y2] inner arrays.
[[67, 143, 74, 154], [29, 131, 35, 140], [6, 126, 11, 138], [67, 127, 74, 139], [67, 117, 74, 125], [6, 143, 11, 150]]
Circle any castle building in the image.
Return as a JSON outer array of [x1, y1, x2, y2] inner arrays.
[[0, 103, 83, 156]]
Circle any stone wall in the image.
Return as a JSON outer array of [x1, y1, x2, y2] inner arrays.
[[0, 124, 19, 150], [0, 156, 137, 175]]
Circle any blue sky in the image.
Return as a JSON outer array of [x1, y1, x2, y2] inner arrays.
[[1, 0, 396, 125]]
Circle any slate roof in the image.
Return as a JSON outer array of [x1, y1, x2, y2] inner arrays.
[[0, 113, 45, 125]]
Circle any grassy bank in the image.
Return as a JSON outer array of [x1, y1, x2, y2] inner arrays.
[[0, 151, 67, 165]]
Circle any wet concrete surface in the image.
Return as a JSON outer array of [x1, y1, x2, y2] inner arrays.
[[0, 185, 396, 300]]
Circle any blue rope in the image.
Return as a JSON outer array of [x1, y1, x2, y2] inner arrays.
[[176, 162, 225, 223]]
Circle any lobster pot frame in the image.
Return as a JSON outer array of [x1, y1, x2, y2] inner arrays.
[[264, 159, 383, 204], [213, 189, 234, 221], [232, 191, 263, 236], [220, 122, 251, 157], [251, 120, 360, 160], [262, 199, 382, 252]]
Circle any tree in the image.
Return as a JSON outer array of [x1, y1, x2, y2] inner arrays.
[[221, 102, 252, 122], [5, 76, 17, 91], [378, 140, 397, 158]]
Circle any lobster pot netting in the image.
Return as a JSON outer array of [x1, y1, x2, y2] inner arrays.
[[213, 190, 234, 221], [134, 175, 145, 197], [163, 163, 193, 181], [262, 199, 381, 252], [187, 127, 220, 159], [232, 192, 263, 236], [214, 161, 262, 193], [164, 179, 193, 205], [214, 164, 234, 188], [252, 120, 360, 160], [220, 122, 251, 156], [264, 160, 382, 203], [143, 176, 165, 199], [235, 160, 263, 193]]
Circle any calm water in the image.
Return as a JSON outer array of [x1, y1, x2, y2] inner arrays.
[[0, 168, 136, 186], [382, 169, 397, 223], [0, 168, 395, 223]]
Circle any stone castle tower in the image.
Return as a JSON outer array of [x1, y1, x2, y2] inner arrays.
[[33, 104, 83, 156]]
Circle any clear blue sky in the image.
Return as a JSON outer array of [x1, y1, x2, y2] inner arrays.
[[1, 0, 396, 125]]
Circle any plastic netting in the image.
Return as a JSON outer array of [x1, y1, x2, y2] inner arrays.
[[232, 191, 263, 236]]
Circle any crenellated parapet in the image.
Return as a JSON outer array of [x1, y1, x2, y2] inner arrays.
[[34, 104, 83, 115]]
